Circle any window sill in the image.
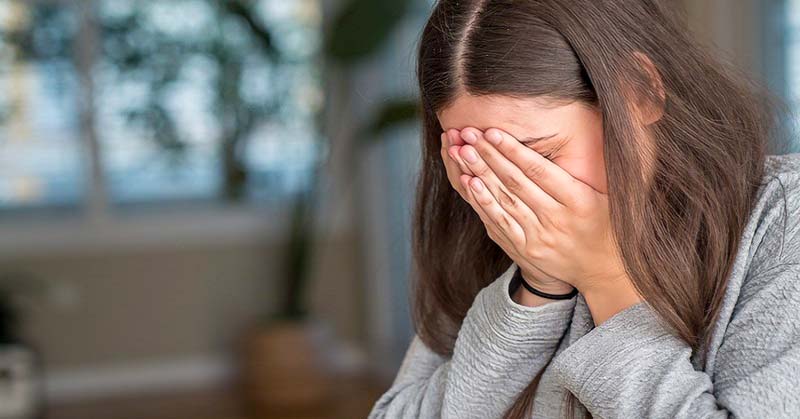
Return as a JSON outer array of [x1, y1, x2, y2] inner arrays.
[[0, 202, 292, 260]]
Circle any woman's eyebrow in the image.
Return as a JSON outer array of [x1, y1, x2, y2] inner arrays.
[[519, 133, 558, 144]]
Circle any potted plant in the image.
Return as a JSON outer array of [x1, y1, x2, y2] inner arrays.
[[240, 0, 419, 415]]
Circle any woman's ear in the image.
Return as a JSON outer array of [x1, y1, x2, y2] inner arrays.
[[632, 51, 666, 125]]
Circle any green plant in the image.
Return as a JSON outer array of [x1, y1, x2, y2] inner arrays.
[[271, 0, 419, 323]]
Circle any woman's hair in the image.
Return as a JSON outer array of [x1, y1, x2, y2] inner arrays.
[[411, 0, 789, 417]]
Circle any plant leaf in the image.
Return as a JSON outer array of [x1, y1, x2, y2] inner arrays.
[[360, 99, 419, 144], [325, 0, 411, 64]]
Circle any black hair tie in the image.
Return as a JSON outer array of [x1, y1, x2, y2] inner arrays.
[[513, 266, 578, 300]]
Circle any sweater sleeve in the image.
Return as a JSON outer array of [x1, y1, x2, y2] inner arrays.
[[548, 263, 800, 419], [367, 262, 577, 419]]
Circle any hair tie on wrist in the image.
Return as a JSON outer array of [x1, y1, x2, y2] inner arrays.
[[513, 266, 578, 300]]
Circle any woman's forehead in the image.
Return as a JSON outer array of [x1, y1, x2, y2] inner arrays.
[[437, 94, 568, 137]]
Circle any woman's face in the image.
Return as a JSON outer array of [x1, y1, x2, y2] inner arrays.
[[437, 94, 608, 194]]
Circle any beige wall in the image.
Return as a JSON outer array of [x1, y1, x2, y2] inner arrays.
[[9, 242, 278, 369], [5, 230, 365, 364], [0, 211, 366, 402], [681, 0, 767, 80]]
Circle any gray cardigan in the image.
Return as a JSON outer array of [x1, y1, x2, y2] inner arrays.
[[368, 153, 800, 419]]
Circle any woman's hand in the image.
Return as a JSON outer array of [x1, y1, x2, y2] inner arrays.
[[440, 127, 573, 296], [440, 128, 477, 201], [453, 127, 642, 324]]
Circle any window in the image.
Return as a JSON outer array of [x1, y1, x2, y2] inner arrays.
[[0, 3, 84, 210], [777, 0, 800, 152], [0, 0, 324, 213]]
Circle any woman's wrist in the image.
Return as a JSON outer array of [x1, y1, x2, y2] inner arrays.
[[512, 285, 560, 307], [512, 269, 575, 307], [520, 269, 575, 295], [581, 277, 643, 325]]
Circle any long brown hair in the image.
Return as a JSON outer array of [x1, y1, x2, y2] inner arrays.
[[411, 0, 788, 417]]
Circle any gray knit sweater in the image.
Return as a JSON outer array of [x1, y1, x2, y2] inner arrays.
[[368, 153, 800, 419]]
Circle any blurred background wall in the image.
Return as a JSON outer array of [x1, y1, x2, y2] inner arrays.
[[0, 0, 797, 418]]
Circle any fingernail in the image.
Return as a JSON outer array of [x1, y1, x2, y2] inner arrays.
[[463, 148, 478, 163], [447, 131, 460, 145], [486, 130, 502, 145], [471, 179, 484, 192], [448, 147, 459, 161], [462, 131, 478, 144]]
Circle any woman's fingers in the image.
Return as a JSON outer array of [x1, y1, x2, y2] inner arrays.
[[440, 132, 470, 201], [458, 129, 543, 239], [459, 174, 519, 251], [441, 129, 479, 202], [446, 129, 465, 146], [464, 128, 563, 216], [446, 129, 474, 176], [483, 128, 591, 208]]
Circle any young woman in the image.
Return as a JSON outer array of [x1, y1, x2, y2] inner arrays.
[[368, 0, 800, 418]]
